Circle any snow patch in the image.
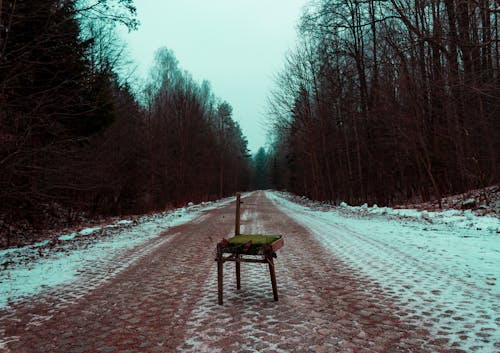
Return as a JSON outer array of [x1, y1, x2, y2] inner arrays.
[[267, 191, 500, 353], [0, 196, 234, 309]]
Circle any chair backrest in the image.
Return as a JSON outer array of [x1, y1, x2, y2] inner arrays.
[[235, 192, 241, 235]]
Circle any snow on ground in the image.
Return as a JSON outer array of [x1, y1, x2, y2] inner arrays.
[[0, 197, 234, 309], [400, 185, 500, 214], [267, 191, 500, 353]]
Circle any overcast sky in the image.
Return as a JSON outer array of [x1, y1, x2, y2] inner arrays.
[[121, 0, 306, 154]]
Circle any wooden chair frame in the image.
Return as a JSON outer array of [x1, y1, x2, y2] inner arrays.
[[215, 193, 282, 305]]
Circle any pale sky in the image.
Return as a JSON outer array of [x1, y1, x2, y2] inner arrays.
[[121, 0, 306, 154]]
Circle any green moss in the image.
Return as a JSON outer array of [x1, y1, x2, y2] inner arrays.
[[228, 234, 281, 245]]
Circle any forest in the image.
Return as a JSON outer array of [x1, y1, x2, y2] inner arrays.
[[0, 0, 251, 245], [1, 0, 499, 246], [267, 0, 500, 205]]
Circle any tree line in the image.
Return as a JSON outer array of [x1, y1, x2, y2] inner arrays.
[[268, 0, 500, 206], [0, 0, 250, 244]]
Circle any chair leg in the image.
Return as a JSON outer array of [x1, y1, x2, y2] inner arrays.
[[217, 259, 223, 305], [236, 254, 241, 290], [268, 258, 278, 301]]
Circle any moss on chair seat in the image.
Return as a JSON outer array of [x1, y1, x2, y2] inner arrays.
[[228, 234, 281, 246], [218, 234, 283, 256]]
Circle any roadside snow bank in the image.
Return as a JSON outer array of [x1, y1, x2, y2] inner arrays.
[[277, 192, 499, 234], [0, 197, 233, 308], [337, 201, 500, 234]]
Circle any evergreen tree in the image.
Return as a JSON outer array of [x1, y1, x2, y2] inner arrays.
[[0, 0, 137, 239], [253, 147, 271, 190]]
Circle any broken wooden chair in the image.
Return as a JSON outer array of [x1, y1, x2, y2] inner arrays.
[[215, 193, 284, 305]]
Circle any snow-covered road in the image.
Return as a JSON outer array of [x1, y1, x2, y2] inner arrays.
[[0, 191, 498, 352], [267, 191, 500, 353]]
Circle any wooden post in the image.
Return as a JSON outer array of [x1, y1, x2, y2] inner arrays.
[[235, 192, 241, 235], [268, 258, 278, 301]]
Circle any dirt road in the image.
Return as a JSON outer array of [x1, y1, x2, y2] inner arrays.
[[1, 191, 451, 353]]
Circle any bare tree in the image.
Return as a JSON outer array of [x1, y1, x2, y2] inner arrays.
[[267, 0, 500, 206]]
